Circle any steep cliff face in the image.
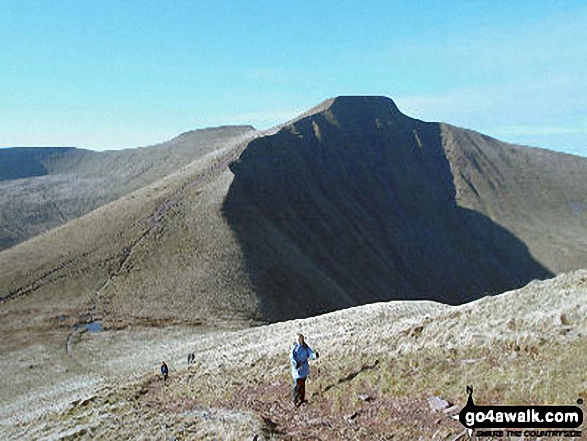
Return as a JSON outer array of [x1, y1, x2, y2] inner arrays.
[[223, 96, 557, 321]]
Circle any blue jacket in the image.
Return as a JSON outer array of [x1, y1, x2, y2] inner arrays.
[[290, 342, 317, 379]]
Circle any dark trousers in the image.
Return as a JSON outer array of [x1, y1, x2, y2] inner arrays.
[[293, 377, 306, 404]]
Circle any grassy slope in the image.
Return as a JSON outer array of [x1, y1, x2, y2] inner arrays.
[[2, 96, 587, 332], [0, 130, 262, 399], [0, 129, 262, 437], [0, 126, 255, 250], [441, 124, 587, 274], [0, 130, 266, 434], [3, 270, 584, 439]]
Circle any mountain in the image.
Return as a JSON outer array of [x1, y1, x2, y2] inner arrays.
[[2, 95, 587, 438], [0, 126, 255, 251], [223, 96, 587, 319], [1, 96, 587, 330]]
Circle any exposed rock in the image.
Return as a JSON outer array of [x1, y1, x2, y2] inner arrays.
[[427, 396, 450, 412], [410, 325, 425, 338]]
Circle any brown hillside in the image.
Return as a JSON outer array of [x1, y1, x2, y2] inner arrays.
[[0, 126, 255, 251], [1, 96, 586, 333], [441, 123, 587, 273]]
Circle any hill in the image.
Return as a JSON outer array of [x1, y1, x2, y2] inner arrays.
[[2, 269, 585, 439], [224, 96, 586, 320], [0, 125, 255, 250], [2, 96, 587, 332]]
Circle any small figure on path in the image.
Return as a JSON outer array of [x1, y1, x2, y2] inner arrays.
[[161, 361, 169, 381]]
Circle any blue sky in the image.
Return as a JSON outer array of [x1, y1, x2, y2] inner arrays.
[[1, 0, 585, 155]]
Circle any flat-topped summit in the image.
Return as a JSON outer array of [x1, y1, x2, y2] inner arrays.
[[284, 95, 406, 129], [224, 96, 584, 320], [327, 95, 403, 114]]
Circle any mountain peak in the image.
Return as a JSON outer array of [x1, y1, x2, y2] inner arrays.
[[329, 95, 399, 108], [328, 95, 404, 121], [284, 95, 406, 130]]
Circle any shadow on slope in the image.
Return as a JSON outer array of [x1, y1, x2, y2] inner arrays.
[[0, 147, 81, 181], [222, 96, 553, 322]]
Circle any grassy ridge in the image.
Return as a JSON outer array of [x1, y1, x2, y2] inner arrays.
[[0, 126, 254, 250], [4, 270, 584, 439]]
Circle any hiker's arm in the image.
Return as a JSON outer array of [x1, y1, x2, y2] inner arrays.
[[308, 346, 319, 360], [290, 347, 300, 368]]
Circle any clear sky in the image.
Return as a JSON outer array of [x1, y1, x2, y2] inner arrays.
[[1, 0, 586, 155]]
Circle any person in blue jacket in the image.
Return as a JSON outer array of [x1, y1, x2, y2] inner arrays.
[[290, 333, 319, 407]]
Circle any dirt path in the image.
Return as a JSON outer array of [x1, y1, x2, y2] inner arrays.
[[136, 370, 466, 440]]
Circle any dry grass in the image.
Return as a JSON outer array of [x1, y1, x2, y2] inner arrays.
[[3, 270, 583, 439], [0, 130, 261, 345], [0, 127, 255, 251]]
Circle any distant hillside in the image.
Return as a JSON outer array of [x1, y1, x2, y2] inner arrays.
[[1, 96, 586, 332], [0, 147, 80, 181], [1, 96, 586, 440], [440, 123, 587, 275], [0, 126, 255, 250]]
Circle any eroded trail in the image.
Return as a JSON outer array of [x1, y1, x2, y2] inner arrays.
[[211, 378, 464, 439]]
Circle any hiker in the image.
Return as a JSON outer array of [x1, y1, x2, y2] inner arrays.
[[161, 361, 169, 381], [187, 352, 195, 364], [290, 333, 319, 407]]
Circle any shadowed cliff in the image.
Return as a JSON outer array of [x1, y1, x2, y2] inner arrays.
[[223, 96, 554, 321]]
